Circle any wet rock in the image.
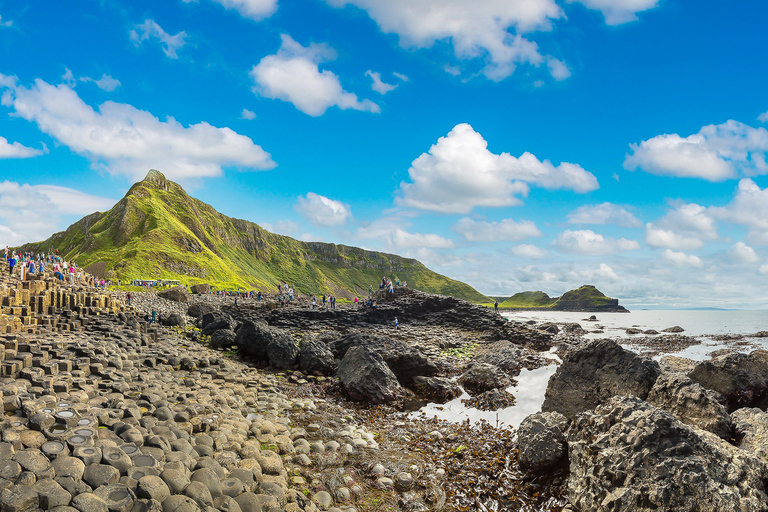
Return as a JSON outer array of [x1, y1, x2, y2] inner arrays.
[[662, 326, 685, 333], [412, 376, 461, 402], [517, 412, 568, 473], [158, 286, 189, 304], [689, 350, 768, 411], [539, 323, 559, 335], [298, 339, 337, 376], [338, 346, 403, 403], [568, 396, 768, 511], [625, 328, 643, 335], [458, 363, 512, 396], [647, 372, 732, 439], [542, 339, 661, 418]]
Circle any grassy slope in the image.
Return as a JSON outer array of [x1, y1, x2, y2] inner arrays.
[[496, 285, 617, 309], [20, 171, 489, 302]]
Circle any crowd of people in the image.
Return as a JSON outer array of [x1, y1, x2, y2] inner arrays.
[[3, 247, 104, 289]]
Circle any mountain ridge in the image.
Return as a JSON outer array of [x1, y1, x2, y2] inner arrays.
[[18, 170, 490, 302]]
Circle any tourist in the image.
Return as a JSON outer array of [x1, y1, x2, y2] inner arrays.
[[311, 296, 317, 310], [152, 310, 157, 323], [354, 296, 359, 304], [126, 292, 132, 306], [494, 300, 499, 313], [394, 317, 398, 329], [8, 254, 15, 276]]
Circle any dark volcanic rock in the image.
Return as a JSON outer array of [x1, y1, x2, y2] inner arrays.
[[542, 339, 661, 418], [158, 286, 189, 303], [647, 372, 732, 439], [190, 284, 210, 294], [732, 408, 768, 461], [338, 346, 403, 403], [518, 412, 568, 473], [458, 363, 512, 396], [161, 313, 184, 327], [209, 329, 237, 351], [187, 302, 217, 318], [567, 396, 768, 511], [201, 311, 236, 336], [333, 333, 438, 386], [298, 339, 337, 376], [689, 350, 768, 411], [412, 376, 461, 402], [235, 320, 298, 369], [662, 325, 685, 333]]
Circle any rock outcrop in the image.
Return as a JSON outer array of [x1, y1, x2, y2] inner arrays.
[[338, 346, 403, 403], [157, 285, 189, 303], [517, 412, 568, 473], [689, 350, 768, 411], [542, 339, 661, 418]]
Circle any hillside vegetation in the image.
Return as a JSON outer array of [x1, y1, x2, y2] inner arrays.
[[19, 170, 489, 302]]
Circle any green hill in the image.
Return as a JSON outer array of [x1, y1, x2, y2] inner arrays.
[[18, 170, 489, 302], [499, 285, 627, 311]]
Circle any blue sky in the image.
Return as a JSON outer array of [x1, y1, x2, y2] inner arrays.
[[1, 0, 768, 308]]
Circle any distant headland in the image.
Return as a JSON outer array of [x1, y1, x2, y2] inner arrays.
[[494, 285, 629, 312]]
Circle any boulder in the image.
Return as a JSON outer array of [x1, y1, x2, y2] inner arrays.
[[209, 329, 237, 351], [298, 339, 337, 376], [732, 408, 768, 460], [190, 284, 210, 294], [235, 321, 298, 369], [647, 372, 732, 439], [338, 346, 403, 403], [689, 350, 768, 411], [517, 412, 568, 473], [568, 396, 768, 511], [201, 311, 236, 336], [539, 323, 559, 334], [662, 326, 685, 333], [625, 327, 643, 335], [158, 286, 189, 303], [458, 363, 512, 396], [542, 339, 661, 418], [659, 355, 697, 375], [332, 333, 438, 386], [161, 313, 184, 327], [187, 303, 216, 318], [471, 341, 523, 375], [412, 376, 462, 402]]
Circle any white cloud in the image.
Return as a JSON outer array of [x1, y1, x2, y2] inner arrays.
[[712, 179, 768, 244], [0, 181, 115, 247], [205, 0, 277, 20], [567, 202, 642, 228], [366, 71, 398, 94], [240, 109, 256, 120], [758, 110, 768, 123], [0, 14, 12, 28], [0, 75, 275, 181], [645, 202, 717, 250], [453, 217, 541, 242], [554, 229, 640, 255], [624, 119, 768, 181], [0, 136, 44, 159], [760, 264, 768, 276], [728, 242, 759, 264], [64, 69, 122, 92], [260, 220, 299, 234], [661, 249, 703, 268], [325, 0, 566, 81], [250, 34, 380, 116], [546, 57, 571, 81], [355, 215, 454, 251], [130, 19, 188, 59], [295, 192, 352, 227], [392, 72, 409, 82], [396, 123, 598, 213], [510, 244, 547, 259], [571, 263, 620, 282], [567, 0, 659, 25], [387, 229, 454, 249]]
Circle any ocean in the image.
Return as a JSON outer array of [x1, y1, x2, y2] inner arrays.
[[409, 309, 768, 429]]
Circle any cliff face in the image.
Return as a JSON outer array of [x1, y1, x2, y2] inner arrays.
[[20, 170, 489, 302]]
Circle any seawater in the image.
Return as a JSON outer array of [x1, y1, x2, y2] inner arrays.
[[410, 309, 768, 428]]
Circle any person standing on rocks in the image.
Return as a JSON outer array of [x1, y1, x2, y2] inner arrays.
[[127, 292, 131, 306], [7, 253, 16, 276], [394, 317, 399, 329], [494, 300, 499, 313]]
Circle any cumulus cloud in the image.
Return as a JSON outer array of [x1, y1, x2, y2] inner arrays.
[[712, 179, 768, 244], [260, 220, 299, 234], [546, 57, 571, 81], [553, 229, 640, 255], [661, 249, 703, 268], [567, 0, 659, 25], [510, 244, 547, 259], [0, 75, 275, 181], [295, 192, 352, 227], [240, 109, 256, 120], [569, 263, 620, 282], [567, 202, 642, 228], [624, 119, 768, 181], [324, 0, 568, 81], [0, 14, 12, 27], [0, 136, 44, 159], [758, 110, 768, 123], [203, 0, 277, 20], [0, 181, 115, 247], [728, 241, 759, 264], [386, 229, 454, 249], [355, 215, 454, 251], [453, 217, 541, 242], [365, 71, 401, 94], [645, 202, 717, 250], [130, 19, 188, 59], [396, 123, 598, 213], [250, 34, 379, 116]]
